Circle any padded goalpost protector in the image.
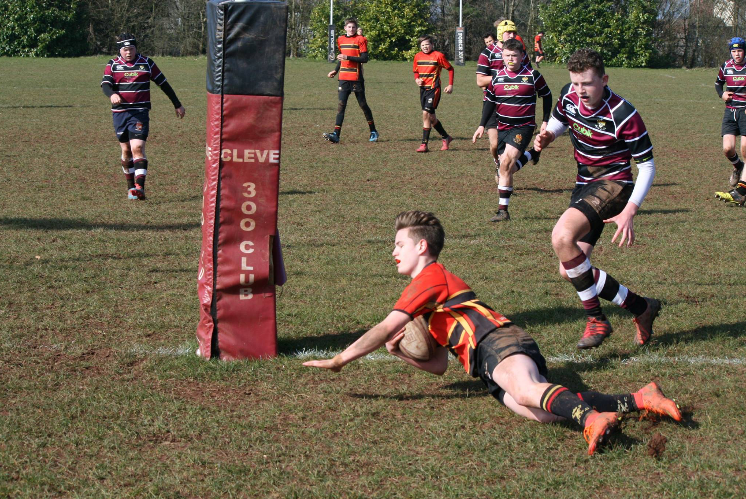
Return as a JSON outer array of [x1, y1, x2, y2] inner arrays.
[[197, 0, 288, 360]]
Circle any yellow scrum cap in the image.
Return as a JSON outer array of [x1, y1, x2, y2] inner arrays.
[[497, 20, 517, 40]]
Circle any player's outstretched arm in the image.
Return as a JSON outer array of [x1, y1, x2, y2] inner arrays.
[[472, 126, 485, 143], [303, 310, 410, 372], [385, 330, 448, 375], [175, 106, 186, 119]]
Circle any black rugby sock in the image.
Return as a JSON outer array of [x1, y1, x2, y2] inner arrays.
[[540, 385, 594, 426], [577, 391, 638, 413]]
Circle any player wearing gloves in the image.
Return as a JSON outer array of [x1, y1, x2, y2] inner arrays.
[[534, 49, 660, 349], [303, 210, 682, 456]]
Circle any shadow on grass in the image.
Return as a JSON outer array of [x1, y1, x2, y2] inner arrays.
[[279, 329, 366, 354], [279, 189, 316, 196], [0, 217, 198, 231], [638, 208, 691, 215], [653, 320, 746, 346], [520, 186, 574, 194]]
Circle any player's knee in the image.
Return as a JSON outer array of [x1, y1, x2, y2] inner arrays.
[[337, 101, 347, 114], [551, 227, 575, 253]]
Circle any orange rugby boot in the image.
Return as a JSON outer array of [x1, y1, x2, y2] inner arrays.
[[583, 411, 619, 456], [416, 143, 429, 153], [636, 382, 682, 421], [633, 297, 661, 346], [576, 317, 612, 349]]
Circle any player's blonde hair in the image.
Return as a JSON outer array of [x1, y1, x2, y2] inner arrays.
[[395, 211, 445, 257]]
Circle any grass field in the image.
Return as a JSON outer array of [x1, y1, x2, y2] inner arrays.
[[1, 56, 745, 498]]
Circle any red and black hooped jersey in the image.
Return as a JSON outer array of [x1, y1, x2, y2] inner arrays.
[[413, 50, 453, 89], [102, 54, 167, 112], [485, 65, 550, 130], [716, 59, 746, 109], [553, 83, 654, 185], [338, 34, 367, 81], [393, 262, 511, 376]]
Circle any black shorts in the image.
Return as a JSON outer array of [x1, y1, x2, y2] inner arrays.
[[476, 324, 548, 404], [721, 107, 746, 136], [339, 80, 365, 95], [535, 50, 544, 57], [497, 125, 534, 156], [569, 180, 633, 246], [420, 86, 441, 114], [113, 110, 149, 142]]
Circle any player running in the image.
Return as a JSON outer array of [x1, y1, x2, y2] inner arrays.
[[533, 49, 661, 349], [472, 39, 551, 222], [304, 210, 682, 456], [323, 18, 379, 144], [715, 37, 746, 205], [101, 33, 185, 200], [413, 36, 454, 153], [475, 20, 541, 190], [534, 31, 545, 67]]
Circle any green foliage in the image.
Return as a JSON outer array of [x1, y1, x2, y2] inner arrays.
[[539, 0, 656, 68], [307, 0, 430, 61], [0, 0, 87, 57]]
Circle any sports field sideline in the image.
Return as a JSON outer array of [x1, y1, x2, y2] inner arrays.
[[0, 57, 744, 497]]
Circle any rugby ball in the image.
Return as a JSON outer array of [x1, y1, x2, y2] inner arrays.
[[398, 316, 437, 361]]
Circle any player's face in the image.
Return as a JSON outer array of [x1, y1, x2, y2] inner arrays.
[[393, 229, 423, 276], [484, 36, 495, 47], [502, 30, 517, 42], [119, 45, 137, 62], [420, 40, 433, 54], [345, 23, 357, 37], [570, 68, 609, 110], [357, 28, 363, 36], [502, 48, 522, 71], [732, 48, 745, 64]]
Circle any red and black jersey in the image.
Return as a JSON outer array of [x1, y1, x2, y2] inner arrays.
[[484, 65, 551, 130], [413, 50, 454, 89], [101, 54, 167, 112], [716, 59, 746, 109], [393, 262, 511, 376], [552, 83, 654, 185], [338, 34, 367, 81]]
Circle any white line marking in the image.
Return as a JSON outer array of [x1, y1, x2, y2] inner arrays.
[[126, 345, 746, 366]]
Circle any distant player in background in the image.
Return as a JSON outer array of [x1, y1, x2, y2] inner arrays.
[[472, 39, 551, 222], [483, 32, 496, 47], [413, 35, 454, 152], [304, 210, 683, 456], [534, 49, 660, 349], [101, 33, 185, 200], [475, 21, 540, 205], [324, 18, 379, 144], [715, 37, 746, 205], [534, 31, 545, 67]]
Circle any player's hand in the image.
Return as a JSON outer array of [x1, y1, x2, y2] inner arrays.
[[385, 330, 405, 354], [603, 203, 638, 247], [110, 94, 122, 105], [533, 128, 554, 152], [540, 121, 548, 134], [472, 126, 485, 143], [443, 85, 453, 94], [415, 78, 424, 86], [723, 91, 734, 102], [303, 354, 345, 372], [175, 106, 186, 119], [336, 54, 347, 61], [327, 70, 337, 78]]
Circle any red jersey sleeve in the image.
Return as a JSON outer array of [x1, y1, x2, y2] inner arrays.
[[393, 275, 446, 318], [358, 36, 368, 53]]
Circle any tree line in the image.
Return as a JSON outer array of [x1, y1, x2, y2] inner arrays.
[[1, 0, 743, 67]]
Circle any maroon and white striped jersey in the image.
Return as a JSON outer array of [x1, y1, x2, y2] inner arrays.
[[101, 54, 167, 112], [716, 59, 746, 109], [552, 83, 653, 185], [485, 66, 551, 130]]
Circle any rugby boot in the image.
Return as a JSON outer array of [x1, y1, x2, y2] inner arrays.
[[715, 189, 746, 205], [576, 317, 612, 349], [632, 297, 661, 346], [416, 143, 428, 153], [527, 147, 541, 165], [127, 189, 138, 200], [132, 184, 146, 200], [323, 131, 340, 144], [729, 165, 743, 187], [583, 411, 619, 456], [369, 130, 379, 142], [490, 209, 510, 222], [440, 136, 453, 150], [636, 382, 683, 421]]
